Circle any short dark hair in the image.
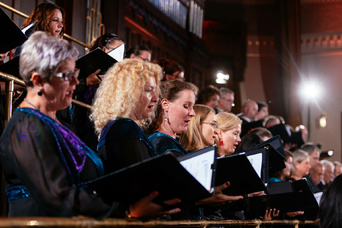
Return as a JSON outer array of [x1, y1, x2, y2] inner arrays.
[[125, 44, 152, 58], [197, 86, 221, 105], [90, 33, 124, 51], [301, 142, 320, 155]]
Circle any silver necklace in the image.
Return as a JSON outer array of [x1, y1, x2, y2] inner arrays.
[[24, 98, 39, 110]]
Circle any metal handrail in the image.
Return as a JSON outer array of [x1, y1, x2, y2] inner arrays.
[[0, 218, 320, 227], [0, 72, 92, 112]]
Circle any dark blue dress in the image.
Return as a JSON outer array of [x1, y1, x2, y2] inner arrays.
[[148, 132, 188, 157], [97, 118, 157, 174]]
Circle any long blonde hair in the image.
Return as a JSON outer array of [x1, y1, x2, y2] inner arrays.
[[90, 59, 162, 136], [179, 104, 215, 151]]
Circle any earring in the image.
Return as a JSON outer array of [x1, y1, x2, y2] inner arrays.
[[164, 111, 168, 122], [37, 90, 43, 96], [219, 139, 223, 145]]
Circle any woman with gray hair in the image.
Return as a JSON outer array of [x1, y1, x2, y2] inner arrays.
[[0, 31, 177, 219], [289, 149, 311, 181]]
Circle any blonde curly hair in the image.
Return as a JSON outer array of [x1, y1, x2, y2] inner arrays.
[[90, 59, 162, 136]]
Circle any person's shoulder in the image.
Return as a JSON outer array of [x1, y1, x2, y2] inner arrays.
[[149, 132, 186, 156], [148, 132, 172, 142], [106, 117, 145, 139], [4, 108, 43, 130]]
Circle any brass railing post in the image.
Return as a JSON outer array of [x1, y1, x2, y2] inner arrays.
[[4, 80, 14, 123]]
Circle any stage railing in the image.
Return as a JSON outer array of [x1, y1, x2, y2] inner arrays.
[[0, 217, 319, 228]]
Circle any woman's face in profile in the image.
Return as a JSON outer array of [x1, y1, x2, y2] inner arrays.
[[167, 89, 196, 134], [49, 9, 63, 37], [295, 157, 310, 177], [221, 124, 241, 156], [131, 76, 158, 121], [200, 111, 217, 147], [42, 59, 78, 111]]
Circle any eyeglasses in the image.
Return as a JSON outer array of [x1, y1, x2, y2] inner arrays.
[[55, 69, 79, 81], [202, 121, 218, 129], [137, 55, 150, 62]]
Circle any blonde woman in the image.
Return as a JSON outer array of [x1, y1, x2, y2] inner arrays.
[[179, 104, 217, 151], [289, 149, 311, 181], [91, 58, 162, 172], [90, 59, 181, 218], [215, 112, 242, 157]]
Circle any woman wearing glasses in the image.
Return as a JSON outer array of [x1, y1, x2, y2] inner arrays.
[[179, 104, 217, 151], [0, 32, 177, 219]]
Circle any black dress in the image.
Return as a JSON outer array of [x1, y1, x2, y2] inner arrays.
[[97, 117, 157, 174], [0, 108, 123, 217]]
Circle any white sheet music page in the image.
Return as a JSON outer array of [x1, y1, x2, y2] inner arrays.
[[107, 44, 125, 62], [180, 151, 215, 192], [247, 153, 263, 178]]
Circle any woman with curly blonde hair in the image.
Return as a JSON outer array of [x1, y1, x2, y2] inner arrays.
[[91, 59, 162, 173], [179, 104, 217, 151], [215, 112, 242, 157]]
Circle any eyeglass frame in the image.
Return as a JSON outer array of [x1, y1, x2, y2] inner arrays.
[[202, 121, 218, 129], [137, 55, 150, 62], [55, 68, 80, 81]]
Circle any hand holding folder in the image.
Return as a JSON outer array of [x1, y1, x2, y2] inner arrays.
[[129, 191, 181, 219], [196, 181, 243, 206]]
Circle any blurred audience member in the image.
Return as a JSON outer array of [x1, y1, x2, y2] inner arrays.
[[321, 160, 335, 189], [270, 150, 293, 183], [217, 87, 234, 113], [333, 161, 342, 178], [159, 58, 185, 81], [309, 162, 325, 192], [125, 44, 152, 62], [235, 127, 272, 153], [255, 101, 269, 121], [301, 142, 321, 168], [263, 115, 281, 129], [197, 85, 221, 111], [289, 150, 310, 181]]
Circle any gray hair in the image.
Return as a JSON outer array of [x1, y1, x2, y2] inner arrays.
[[20, 31, 79, 86], [292, 149, 309, 164], [321, 160, 334, 170], [220, 87, 234, 97]]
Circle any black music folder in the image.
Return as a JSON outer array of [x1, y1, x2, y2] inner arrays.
[[247, 179, 319, 218], [86, 152, 212, 206], [240, 119, 263, 137], [267, 123, 291, 144], [247, 192, 304, 218], [215, 153, 266, 196], [250, 135, 286, 174], [290, 131, 305, 148], [0, 8, 27, 53], [76, 47, 118, 79]]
